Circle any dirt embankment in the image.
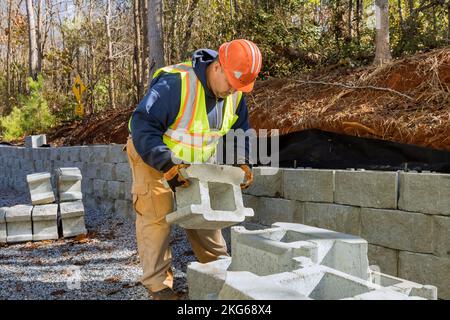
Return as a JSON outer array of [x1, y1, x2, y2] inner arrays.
[[44, 48, 449, 151]]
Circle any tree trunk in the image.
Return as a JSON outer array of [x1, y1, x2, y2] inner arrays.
[[148, 0, 165, 79], [140, 0, 149, 90], [36, 0, 43, 73], [105, 0, 116, 109], [356, 0, 361, 45], [180, 0, 200, 57], [6, 0, 13, 112], [348, 0, 353, 39], [133, 0, 143, 101], [448, 0, 450, 40], [374, 0, 392, 65], [26, 0, 39, 80], [397, 0, 404, 27]]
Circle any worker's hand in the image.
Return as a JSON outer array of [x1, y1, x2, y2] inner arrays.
[[240, 164, 253, 190], [163, 164, 191, 192]]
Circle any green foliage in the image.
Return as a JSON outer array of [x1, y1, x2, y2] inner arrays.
[[0, 75, 55, 141]]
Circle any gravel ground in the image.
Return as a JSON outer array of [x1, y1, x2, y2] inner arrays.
[[0, 188, 265, 300], [0, 188, 198, 300]]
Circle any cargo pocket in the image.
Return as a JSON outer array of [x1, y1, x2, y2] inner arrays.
[[132, 183, 174, 221]]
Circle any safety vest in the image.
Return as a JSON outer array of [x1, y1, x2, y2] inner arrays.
[[148, 61, 243, 163]]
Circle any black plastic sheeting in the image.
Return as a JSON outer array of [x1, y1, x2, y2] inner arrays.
[[258, 129, 450, 173]]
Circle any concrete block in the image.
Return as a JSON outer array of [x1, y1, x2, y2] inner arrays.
[[32, 204, 59, 241], [187, 258, 232, 300], [85, 163, 101, 179], [368, 244, 398, 277], [93, 179, 107, 198], [90, 145, 109, 163], [334, 170, 398, 209], [68, 147, 81, 162], [26, 172, 55, 205], [433, 215, 450, 258], [361, 208, 433, 253], [231, 223, 369, 280], [399, 251, 450, 299], [106, 144, 128, 163], [283, 168, 334, 203], [124, 182, 132, 201], [255, 197, 303, 226], [50, 148, 60, 161], [5, 205, 33, 243], [399, 172, 450, 215], [0, 207, 7, 243], [59, 147, 71, 162], [303, 202, 360, 236], [56, 167, 83, 202], [107, 181, 125, 199], [99, 163, 116, 181], [59, 201, 87, 238], [166, 164, 254, 229], [114, 200, 134, 220], [244, 167, 282, 197], [81, 178, 93, 195], [368, 268, 437, 300], [25, 135, 47, 148], [114, 163, 131, 182]]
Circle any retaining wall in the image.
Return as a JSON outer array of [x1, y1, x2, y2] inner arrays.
[[1, 144, 449, 298]]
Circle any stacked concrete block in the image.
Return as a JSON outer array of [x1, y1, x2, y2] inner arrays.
[[165, 164, 254, 229], [25, 134, 47, 148], [56, 167, 82, 202], [367, 244, 399, 277], [32, 204, 59, 241], [243, 196, 303, 225], [398, 172, 450, 215], [5, 205, 33, 243], [283, 168, 334, 203], [334, 170, 398, 209], [187, 222, 437, 300], [360, 208, 433, 253], [59, 200, 87, 237], [26, 172, 55, 205], [243, 167, 282, 197], [0, 207, 7, 243]]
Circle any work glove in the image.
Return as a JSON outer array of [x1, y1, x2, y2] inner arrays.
[[240, 164, 253, 190], [162, 164, 191, 192]]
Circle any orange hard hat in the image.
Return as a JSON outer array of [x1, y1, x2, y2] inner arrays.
[[218, 39, 262, 93]]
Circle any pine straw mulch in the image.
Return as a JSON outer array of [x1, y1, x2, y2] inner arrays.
[[247, 48, 450, 151], [28, 48, 450, 152]]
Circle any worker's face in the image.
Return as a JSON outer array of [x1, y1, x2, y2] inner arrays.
[[210, 61, 236, 99]]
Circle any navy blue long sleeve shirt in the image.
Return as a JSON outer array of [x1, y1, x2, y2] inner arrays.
[[130, 49, 251, 172]]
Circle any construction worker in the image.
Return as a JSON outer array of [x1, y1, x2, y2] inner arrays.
[[126, 39, 262, 300]]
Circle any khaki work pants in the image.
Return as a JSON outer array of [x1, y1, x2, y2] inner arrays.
[[126, 137, 229, 292]]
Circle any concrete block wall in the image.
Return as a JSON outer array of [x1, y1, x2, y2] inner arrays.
[[243, 167, 450, 299], [0, 144, 133, 220]]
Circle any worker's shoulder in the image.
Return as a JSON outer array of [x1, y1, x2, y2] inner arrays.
[[151, 72, 182, 92]]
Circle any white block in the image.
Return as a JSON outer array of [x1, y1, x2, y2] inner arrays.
[[60, 201, 87, 238], [32, 204, 59, 241], [5, 205, 33, 243], [56, 167, 83, 202], [26, 172, 55, 205]]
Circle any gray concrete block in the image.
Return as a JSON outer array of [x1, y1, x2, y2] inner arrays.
[[399, 251, 450, 299], [85, 163, 101, 179], [166, 164, 253, 229], [114, 163, 131, 182], [0, 207, 7, 243], [124, 182, 132, 201], [81, 178, 93, 195], [257, 197, 303, 226], [25, 135, 47, 148], [60, 200, 87, 237], [93, 179, 107, 198], [283, 168, 334, 203], [107, 181, 125, 199], [5, 205, 33, 243], [303, 202, 361, 236], [398, 172, 450, 216], [26, 172, 55, 205], [361, 208, 433, 253], [368, 268, 437, 300], [368, 244, 398, 277], [90, 145, 109, 163], [244, 167, 282, 197], [56, 167, 83, 202], [114, 200, 134, 220], [32, 204, 59, 241], [334, 170, 398, 209], [432, 215, 450, 258], [50, 148, 60, 161], [99, 163, 116, 181]]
